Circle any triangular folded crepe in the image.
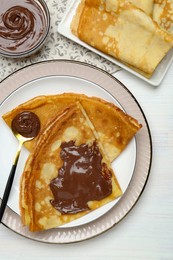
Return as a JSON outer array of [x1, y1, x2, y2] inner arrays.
[[2, 93, 142, 162], [130, 0, 154, 15], [71, 0, 173, 77], [20, 104, 122, 231], [153, 0, 173, 34], [3, 93, 142, 231]]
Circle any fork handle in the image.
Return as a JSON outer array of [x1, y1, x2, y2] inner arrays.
[[0, 164, 17, 222]]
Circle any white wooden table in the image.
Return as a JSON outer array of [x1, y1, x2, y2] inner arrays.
[[0, 62, 172, 259]]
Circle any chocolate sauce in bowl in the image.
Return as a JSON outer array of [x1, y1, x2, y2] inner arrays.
[[0, 0, 48, 54], [50, 141, 112, 214], [12, 111, 40, 138]]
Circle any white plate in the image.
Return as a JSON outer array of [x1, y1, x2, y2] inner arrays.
[[0, 75, 136, 228], [58, 0, 173, 86], [0, 60, 152, 243]]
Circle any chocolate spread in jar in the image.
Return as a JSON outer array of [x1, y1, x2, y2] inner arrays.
[[12, 111, 40, 138], [50, 141, 112, 214], [0, 0, 47, 54]]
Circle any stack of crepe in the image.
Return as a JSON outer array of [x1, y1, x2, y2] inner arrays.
[[71, 0, 173, 78], [2, 93, 142, 231]]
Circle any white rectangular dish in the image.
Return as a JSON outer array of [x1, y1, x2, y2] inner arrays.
[[58, 0, 173, 86]]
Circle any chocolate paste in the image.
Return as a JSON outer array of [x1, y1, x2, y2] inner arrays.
[[50, 141, 112, 214], [12, 111, 40, 138], [0, 0, 47, 53]]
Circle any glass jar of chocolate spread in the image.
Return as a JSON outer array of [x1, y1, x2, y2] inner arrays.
[[0, 0, 50, 57]]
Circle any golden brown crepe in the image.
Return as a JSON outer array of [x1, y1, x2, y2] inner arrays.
[[2, 93, 142, 162], [20, 104, 122, 231], [71, 0, 173, 77], [153, 0, 173, 34], [130, 0, 154, 15], [3, 93, 142, 231]]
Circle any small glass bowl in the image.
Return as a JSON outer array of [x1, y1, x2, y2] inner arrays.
[[0, 0, 50, 58]]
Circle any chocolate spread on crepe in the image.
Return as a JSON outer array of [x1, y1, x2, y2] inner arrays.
[[2, 93, 142, 231], [50, 141, 112, 214], [19, 105, 122, 231]]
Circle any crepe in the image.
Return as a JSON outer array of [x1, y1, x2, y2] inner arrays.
[[130, 0, 154, 15], [153, 0, 173, 34], [71, 0, 173, 77], [3, 93, 142, 231], [20, 104, 122, 231], [2, 93, 142, 162]]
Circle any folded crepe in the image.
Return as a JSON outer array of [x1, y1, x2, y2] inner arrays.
[[130, 0, 154, 15], [2, 93, 142, 162], [20, 104, 122, 231], [3, 93, 142, 231], [153, 0, 173, 34], [71, 0, 173, 77]]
